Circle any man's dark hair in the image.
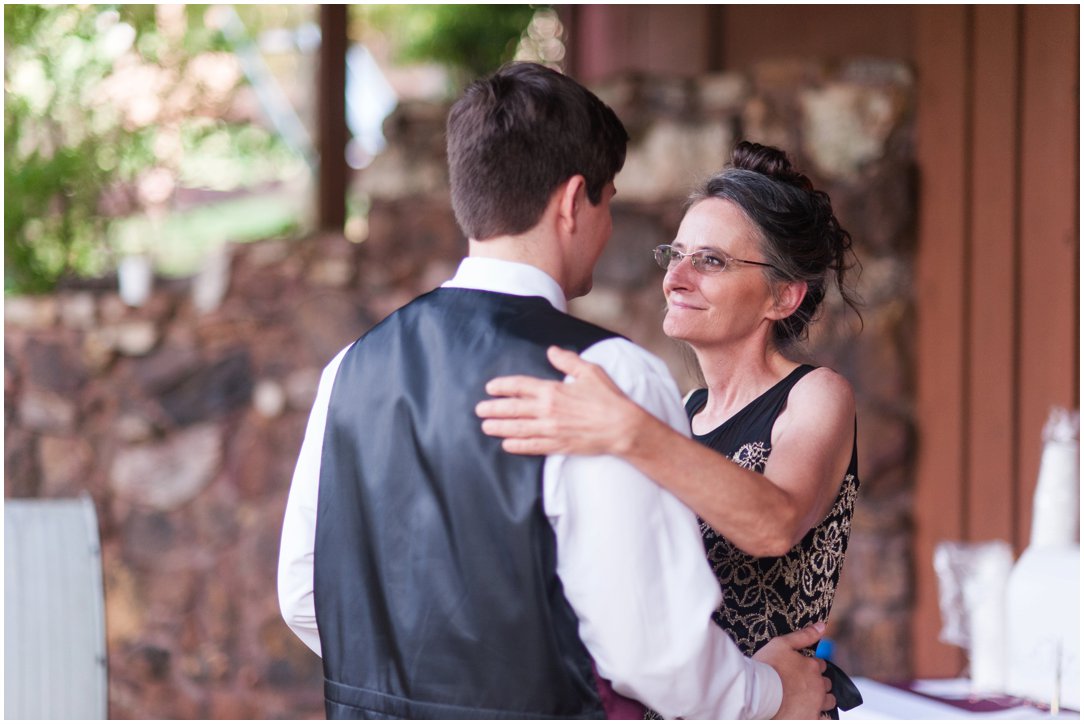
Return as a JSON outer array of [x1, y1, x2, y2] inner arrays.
[[447, 62, 629, 241]]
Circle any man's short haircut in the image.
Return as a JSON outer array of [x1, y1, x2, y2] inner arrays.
[[447, 62, 629, 241]]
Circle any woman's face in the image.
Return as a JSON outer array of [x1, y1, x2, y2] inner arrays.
[[661, 198, 778, 350]]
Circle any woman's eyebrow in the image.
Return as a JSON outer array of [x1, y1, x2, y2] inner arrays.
[[687, 244, 726, 255]]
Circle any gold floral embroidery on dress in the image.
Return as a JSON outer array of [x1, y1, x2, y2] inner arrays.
[[731, 441, 770, 470], [701, 442, 860, 656]]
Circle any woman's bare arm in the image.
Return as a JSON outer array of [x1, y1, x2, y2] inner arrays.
[[476, 346, 855, 557]]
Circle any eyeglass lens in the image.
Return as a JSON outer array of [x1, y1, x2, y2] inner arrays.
[[654, 245, 726, 273]]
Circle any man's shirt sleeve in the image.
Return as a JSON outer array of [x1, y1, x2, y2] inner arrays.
[[543, 337, 783, 719], [277, 346, 351, 657]]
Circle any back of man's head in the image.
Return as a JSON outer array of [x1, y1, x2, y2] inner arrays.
[[447, 62, 628, 241]]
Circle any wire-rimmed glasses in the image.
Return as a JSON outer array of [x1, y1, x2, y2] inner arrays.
[[652, 244, 779, 274]]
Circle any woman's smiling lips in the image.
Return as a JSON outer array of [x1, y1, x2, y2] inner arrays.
[[666, 297, 706, 311]]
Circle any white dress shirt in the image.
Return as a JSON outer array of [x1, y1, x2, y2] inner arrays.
[[278, 257, 783, 719]]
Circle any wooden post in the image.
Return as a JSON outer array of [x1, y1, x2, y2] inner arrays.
[[912, 4, 971, 679], [966, 5, 1020, 547], [1015, 5, 1079, 546], [317, 5, 349, 232]]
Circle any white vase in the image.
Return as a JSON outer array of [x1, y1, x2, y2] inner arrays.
[[1030, 408, 1079, 549]]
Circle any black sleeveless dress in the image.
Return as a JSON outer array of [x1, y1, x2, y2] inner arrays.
[[684, 365, 860, 658]]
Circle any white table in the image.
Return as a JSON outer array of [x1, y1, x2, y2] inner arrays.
[[840, 678, 1079, 720]]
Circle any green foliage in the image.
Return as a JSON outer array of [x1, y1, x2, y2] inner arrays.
[[4, 5, 139, 292], [111, 191, 302, 278], [4, 105, 115, 293], [357, 5, 542, 85], [176, 122, 297, 190], [4, 4, 299, 294], [4, 3, 540, 294]]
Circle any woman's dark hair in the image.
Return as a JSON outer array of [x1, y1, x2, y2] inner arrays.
[[689, 141, 861, 345], [447, 62, 628, 241]]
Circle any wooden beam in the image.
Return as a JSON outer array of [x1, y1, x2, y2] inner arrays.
[[1015, 5, 1080, 548], [556, 5, 580, 79], [912, 4, 970, 679], [317, 5, 349, 232], [966, 5, 1020, 546]]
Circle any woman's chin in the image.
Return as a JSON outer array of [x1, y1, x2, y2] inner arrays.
[[662, 318, 693, 343]]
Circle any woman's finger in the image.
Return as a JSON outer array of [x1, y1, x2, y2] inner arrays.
[[475, 398, 537, 419], [481, 418, 549, 439], [485, 375, 554, 398], [547, 346, 619, 390], [546, 346, 597, 378], [501, 437, 559, 456]]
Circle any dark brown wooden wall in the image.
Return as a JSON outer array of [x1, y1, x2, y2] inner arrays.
[[566, 4, 915, 81], [566, 5, 718, 80], [912, 4, 1079, 677], [722, 5, 914, 69]]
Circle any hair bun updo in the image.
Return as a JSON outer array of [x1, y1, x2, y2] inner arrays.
[[731, 141, 814, 192]]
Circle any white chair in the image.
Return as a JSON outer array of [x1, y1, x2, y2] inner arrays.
[[5, 496, 108, 719]]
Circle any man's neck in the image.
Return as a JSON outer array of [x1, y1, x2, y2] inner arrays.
[[467, 235, 569, 298]]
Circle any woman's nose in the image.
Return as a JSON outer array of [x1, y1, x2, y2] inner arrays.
[[663, 256, 696, 291]]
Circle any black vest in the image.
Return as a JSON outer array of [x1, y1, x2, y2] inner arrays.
[[314, 288, 619, 719]]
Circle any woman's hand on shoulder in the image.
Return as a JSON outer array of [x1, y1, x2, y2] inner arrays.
[[475, 346, 645, 457]]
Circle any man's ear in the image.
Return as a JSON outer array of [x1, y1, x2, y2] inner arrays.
[[556, 175, 587, 235], [768, 280, 808, 321]]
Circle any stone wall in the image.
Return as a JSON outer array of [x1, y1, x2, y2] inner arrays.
[[3, 61, 916, 718]]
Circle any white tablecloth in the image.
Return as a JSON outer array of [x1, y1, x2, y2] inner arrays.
[[840, 678, 1079, 720]]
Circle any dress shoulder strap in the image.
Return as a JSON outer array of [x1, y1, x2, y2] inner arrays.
[[684, 388, 709, 418], [750, 364, 818, 423]]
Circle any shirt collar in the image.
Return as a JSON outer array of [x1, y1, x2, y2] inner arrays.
[[441, 257, 568, 313]]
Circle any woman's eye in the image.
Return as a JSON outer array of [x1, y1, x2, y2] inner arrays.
[[702, 255, 725, 268]]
